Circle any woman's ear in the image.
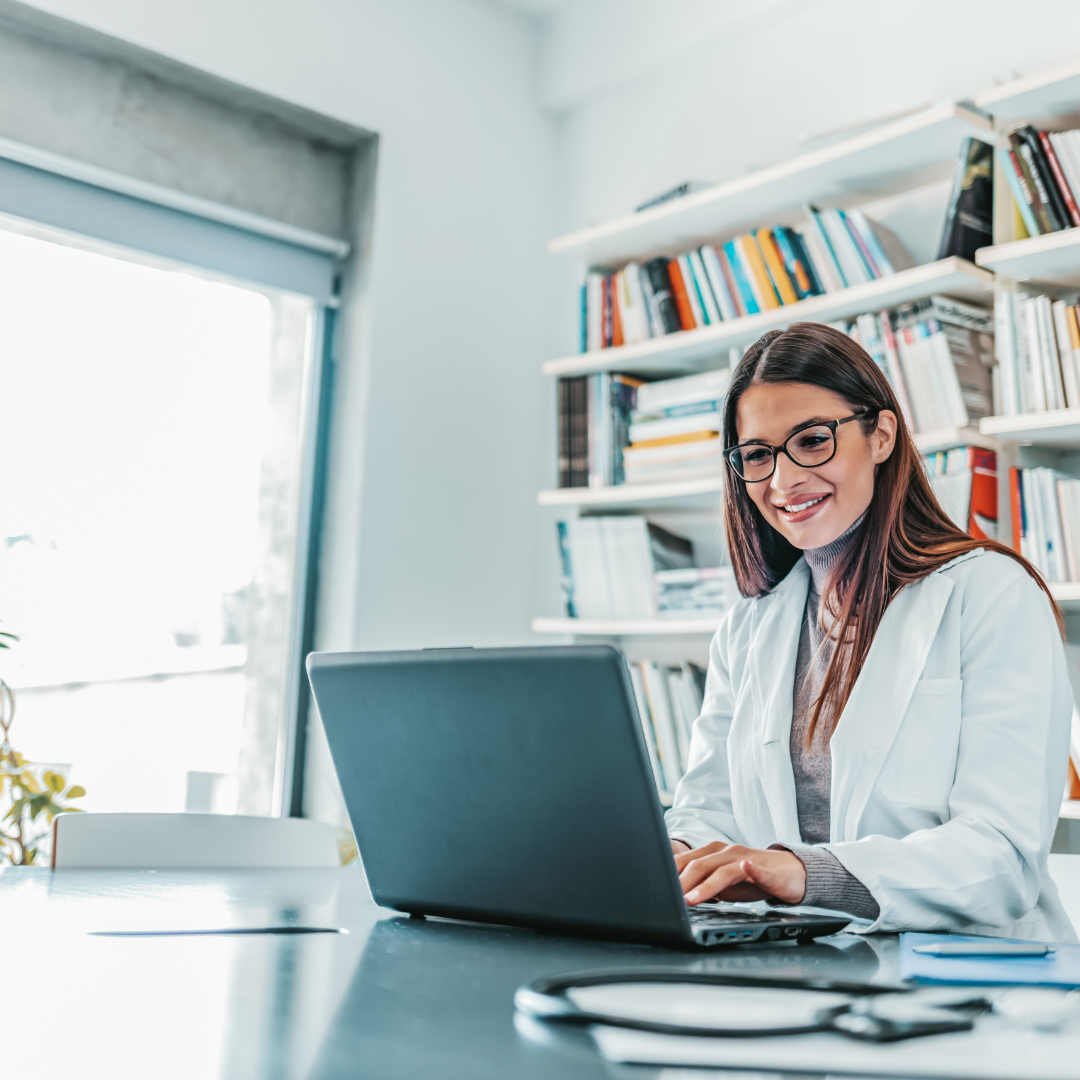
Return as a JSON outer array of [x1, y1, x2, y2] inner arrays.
[[871, 410, 898, 464]]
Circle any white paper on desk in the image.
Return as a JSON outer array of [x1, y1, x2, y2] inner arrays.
[[591, 1019, 1080, 1080], [568, 984, 849, 1030]]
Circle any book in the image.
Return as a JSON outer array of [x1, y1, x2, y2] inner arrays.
[[998, 148, 1040, 238], [676, 254, 707, 327], [666, 257, 697, 331], [1010, 134, 1056, 234], [700, 245, 739, 321], [736, 234, 780, 310], [754, 228, 798, 305], [722, 239, 760, 314], [1018, 125, 1071, 232], [1011, 465, 1080, 582], [687, 249, 720, 325], [936, 137, 994, 260], [924, 447, 997, 540], [1038, 130, 1080, 227], [771, 226, 817, 300], [635, 368, 731, 414], [819, 208, 871, 286], [643, 258, 683, 334], [628, 411, 721, 444]]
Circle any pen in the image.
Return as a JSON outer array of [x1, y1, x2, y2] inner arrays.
[[912, 941, 1054, 958], [89, 926, 348, 937]]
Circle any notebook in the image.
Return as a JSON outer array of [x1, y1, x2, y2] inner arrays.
[[901, 932, 1080, 988]]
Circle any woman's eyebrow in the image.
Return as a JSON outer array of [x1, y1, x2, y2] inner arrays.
[[784, 416, 831, 437]]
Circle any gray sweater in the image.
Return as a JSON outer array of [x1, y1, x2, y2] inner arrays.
[[780, 522, 880, 920]]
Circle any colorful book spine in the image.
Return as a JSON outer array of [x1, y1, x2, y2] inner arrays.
[[754, 228, 798, 305], [666, 258, 696, 331], [722, 239, 760, 315]]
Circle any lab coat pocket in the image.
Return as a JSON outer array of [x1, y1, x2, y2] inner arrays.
[[876, 678, 963, 809]]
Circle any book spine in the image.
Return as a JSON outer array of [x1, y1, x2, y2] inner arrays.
[[805, 205, 848, 288], [849, 210, 896, 276], [838, 209, 880, 279], [754, 228, 798, 304], [644, 258, 682, 333], [611, 272, 625, 347], [666, 258, 697, 331], [558, 378, 570, 488], [1009, 466, 1023, 555], [700, 245, 738, 321], [555, 521, 576, 617], [1020, 126, 1070, 231], [579, 284, 587, 353], [737, 235, 780, 310], [1039, 130, 1080, 227], [723, 240, 760, 314], [1011, 135, 1056, 233], [772, 226, 814, 299], [717, 245, 747, 315], [687, 248, 720, 324], [676, 253, 706, 327], [998, 149, 1041, 239]]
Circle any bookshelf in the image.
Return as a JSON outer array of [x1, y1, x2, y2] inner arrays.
[[1051, 583, 1080, 610], [538, 475, 723, 511], [981, 408, 1080, 447], [549, 103, 990, 268], [976, 230, 1080, 288], [531, 617, 720, 637], [543, 258, 994, 378]]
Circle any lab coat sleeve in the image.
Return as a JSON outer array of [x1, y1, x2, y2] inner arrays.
[[825, 573, 1071, 934], [664, 612, 748, 849]]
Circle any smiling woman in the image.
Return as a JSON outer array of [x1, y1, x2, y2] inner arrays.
[[664, 322, 1076, 942]]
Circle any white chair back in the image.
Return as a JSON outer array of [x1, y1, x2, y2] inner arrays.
[[51, 812, 339, 869]]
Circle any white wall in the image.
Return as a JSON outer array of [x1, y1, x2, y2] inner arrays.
[[18, 0, 560, 655], [540, 0, 1080, 353]]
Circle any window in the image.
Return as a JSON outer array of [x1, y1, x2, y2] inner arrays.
[[0, 222, 318, 817]]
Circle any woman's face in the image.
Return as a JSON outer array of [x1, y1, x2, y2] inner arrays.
[[735, 380, 897, 551]]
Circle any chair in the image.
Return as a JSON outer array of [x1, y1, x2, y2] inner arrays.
[[51, 812, 340, 869]]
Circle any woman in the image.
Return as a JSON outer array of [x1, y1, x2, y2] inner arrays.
[[664, 322, 1074, 941]]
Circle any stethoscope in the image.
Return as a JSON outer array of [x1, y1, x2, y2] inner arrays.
[[515, 968, 991, 1043]]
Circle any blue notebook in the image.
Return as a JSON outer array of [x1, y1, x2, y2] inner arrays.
[[901, 932, 1080, 988]]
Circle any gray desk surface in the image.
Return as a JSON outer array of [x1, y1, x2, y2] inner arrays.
[[0, 864, 901, 1079]]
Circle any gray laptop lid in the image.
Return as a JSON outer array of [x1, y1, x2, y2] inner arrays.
[[307, 645, 693, 943]]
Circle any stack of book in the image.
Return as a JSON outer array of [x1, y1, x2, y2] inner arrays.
[[1010, 466, 1080, 582], [995, 291, 1080, 416], [557, 373, 643, 487], [924, 447, 998, 541], [627, 660, 707, 797], [556, 515, 731, 621], [623, 369, 731, 485], [998, 126, 1080, 237], [836, 296, 994, 435], [656, 567, 735, 620], [580, 207, 912, 350]]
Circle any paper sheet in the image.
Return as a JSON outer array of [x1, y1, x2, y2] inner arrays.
[[591, 1018, 1080, 1079]]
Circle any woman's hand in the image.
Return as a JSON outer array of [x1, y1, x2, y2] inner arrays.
[[673, 841, 806, 905]]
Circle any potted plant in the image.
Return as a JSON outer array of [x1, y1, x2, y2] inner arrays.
[[0, 629, 86, 865]]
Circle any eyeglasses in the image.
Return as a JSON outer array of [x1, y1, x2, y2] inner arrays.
[[724, 414, 867, 483]]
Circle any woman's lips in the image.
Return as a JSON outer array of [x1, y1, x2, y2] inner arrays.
[[774, 493, 831, 524]]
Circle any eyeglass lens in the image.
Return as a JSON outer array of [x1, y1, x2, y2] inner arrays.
[[730, 424, 837, 481]]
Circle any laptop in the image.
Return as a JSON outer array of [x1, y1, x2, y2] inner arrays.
[[306, 645, 849, 948]]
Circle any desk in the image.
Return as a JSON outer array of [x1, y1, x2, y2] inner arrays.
[[2, 862, 1072, 1079]]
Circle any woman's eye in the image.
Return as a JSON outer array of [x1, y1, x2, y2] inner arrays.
[[742, 448, 771, 464], [795, 433, 830, 449]]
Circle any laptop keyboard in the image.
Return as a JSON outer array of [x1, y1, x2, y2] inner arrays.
[[686, 905, 785, 926]]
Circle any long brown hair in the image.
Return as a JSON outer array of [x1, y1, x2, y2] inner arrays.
[[723, 322, 1059, 741]]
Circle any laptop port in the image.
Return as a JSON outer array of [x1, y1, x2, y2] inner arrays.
[[743, 931, 753, 938], [784, 927, 800, 937]]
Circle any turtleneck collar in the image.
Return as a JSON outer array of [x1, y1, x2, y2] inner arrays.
[[803, 512, 866, 595]]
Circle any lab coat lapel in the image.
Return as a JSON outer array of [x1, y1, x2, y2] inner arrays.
[[748, 560, 808, 845], [829, 570, 955, 841]]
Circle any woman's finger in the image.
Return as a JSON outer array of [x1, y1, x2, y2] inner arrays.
[[741, 856, 806, 905], [684, 860, 748, 904], [678, 849, 741, 893]]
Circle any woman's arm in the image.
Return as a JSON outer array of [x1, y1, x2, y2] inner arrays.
[[825, 573, 1071, 933]]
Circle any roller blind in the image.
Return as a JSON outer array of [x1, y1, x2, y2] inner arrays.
[[0, 137, 347, 302]]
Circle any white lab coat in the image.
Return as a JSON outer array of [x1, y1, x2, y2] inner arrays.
[[665, 548, 1076, 941]]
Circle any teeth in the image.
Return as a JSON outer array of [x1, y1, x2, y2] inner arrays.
[[782, 496, 826, 514]]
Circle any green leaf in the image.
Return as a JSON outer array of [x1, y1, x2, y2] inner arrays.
[[65, 785, 86, 799], [43, 771, 65, 793]]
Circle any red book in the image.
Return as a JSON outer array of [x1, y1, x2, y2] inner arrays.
[[1009, 466, 1023, 554], [1038, 131, 1080, 227], [666, 259, 696, 331], [968, 448, 997, 540], [611, 274, 625, 347]]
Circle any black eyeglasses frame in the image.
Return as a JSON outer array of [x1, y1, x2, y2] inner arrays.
[[724, 413, 869, 483]]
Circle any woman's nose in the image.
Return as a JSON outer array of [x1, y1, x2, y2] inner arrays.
[[771, 450, 809, 491]]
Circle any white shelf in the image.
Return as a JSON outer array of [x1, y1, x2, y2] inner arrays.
[[976, 230, 1080, 289], [531, 617, 720, 637], [914, 426, 996, 453], [542, 258, 994, 377], [974, 59, 1080, 123], [980, 408, 1080, 448], [538, 476, 724, 511], [1061, 799, 1080, 820], [548, 104, 990, 268]]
